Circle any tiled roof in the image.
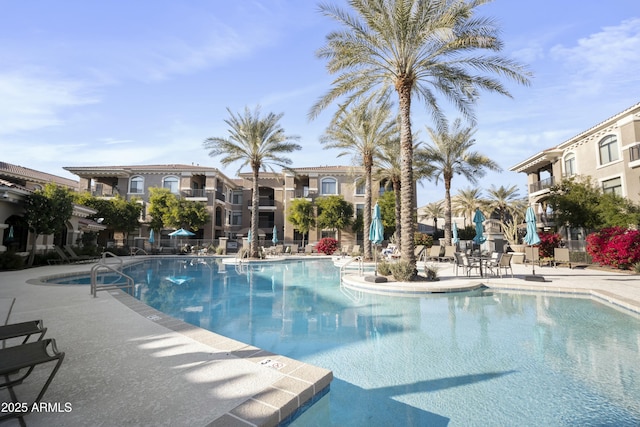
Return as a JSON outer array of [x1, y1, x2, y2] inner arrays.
[[0, 162, 79, 189], [64, 164, 219, 172]]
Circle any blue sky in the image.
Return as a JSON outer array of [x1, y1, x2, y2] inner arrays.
[[1, 0, 639, 206]]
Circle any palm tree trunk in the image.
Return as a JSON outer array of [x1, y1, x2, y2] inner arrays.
[[363, 157, 372, 261], [444, 177, 452, 246], [397, 81, 416, 274], [393, 179, 401, 252], [250, 167, 260, 258]]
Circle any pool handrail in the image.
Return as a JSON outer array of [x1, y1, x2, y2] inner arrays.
[[90, 253, 134, 297]]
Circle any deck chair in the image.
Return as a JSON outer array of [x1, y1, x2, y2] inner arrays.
[[0, 338, 65, 424], [494, 253, 513, 278], [415, 245, 426, 262], [340, 245, 351, 256], [48, 245, 71, 264], [1, 320, 47, 347], [351, 245, 361, 256], [64, 245, 99, 263], [426, 246, 441, 261], [439, 245, 456, 263]]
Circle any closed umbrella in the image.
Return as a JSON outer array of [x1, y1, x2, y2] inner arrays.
[[149, 229, 155, 244], [472, 208, 486, 245], [369, 203, 384, 276], [272, 225, 278, 245], [524, 206, 543, 279], [452, 222, 460, 245], [6, 225, 14, 242], [247, 230, 252, 243]]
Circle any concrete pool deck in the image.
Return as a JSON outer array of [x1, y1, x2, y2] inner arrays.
[[0, 256, 638, 426]]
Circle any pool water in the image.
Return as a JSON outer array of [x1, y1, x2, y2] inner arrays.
[[122, 258, 640, 426]]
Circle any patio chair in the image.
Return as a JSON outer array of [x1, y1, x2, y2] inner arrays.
[[0, 338, 65, 424], [340, 245, 351, 256], [453, 252, 481, 276], [305, 244, 315, 255], [494, 253, 513, 278], [48, 245, 71, 264], [64, 245, 100, 263], [439, 245, 456, 263], [426, 246, 441, 261], [351, 245, 361, 256], [1, 320, 47, 347]]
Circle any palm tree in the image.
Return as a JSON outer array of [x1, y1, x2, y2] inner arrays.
[[311, 0, 531, 275], [452, 186, 484, 228], [484, 184, 527, 223], [321, 96, 397, 260], [416, 118, 501, 246], [203, 106, 301, 258], [421, 201, 444, 234]]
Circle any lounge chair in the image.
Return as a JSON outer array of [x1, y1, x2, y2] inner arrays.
[[351, 245, 361, 256], [340, 245, 351, 256], [0, 320, 47, 347], [439, 245, 456, 263], [64, 245, 100, 263], [415, 245, 426, 262], [0, 338, 65, 424], [425, 246, 441, 261], [304, 244, 315, 255]]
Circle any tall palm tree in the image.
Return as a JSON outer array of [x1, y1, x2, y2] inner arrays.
[[203, 106, 301, 258], [484, 184, 527, 223], [422, 201, 444, 234], [311, 0, 531, 275], [321, 96, 397, 260], [415, 118, 501, 246], [452, 186, 483, 228]]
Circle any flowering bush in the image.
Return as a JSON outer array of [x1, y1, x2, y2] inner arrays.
[[414, 232, 433, 247], [316, 237, 339, 255], [587, 227, 640, 269], [537, 232, 562, 258]]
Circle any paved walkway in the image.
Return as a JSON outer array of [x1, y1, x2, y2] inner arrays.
[[0, 257, 638, 426]]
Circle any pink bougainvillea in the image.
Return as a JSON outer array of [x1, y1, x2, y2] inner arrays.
[[537, 232, 562, 258], [587, 227, 640, 269], [316, 237, 339, 255]]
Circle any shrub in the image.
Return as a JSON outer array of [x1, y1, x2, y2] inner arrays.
[[414, 232, 433, 247], [389, 260, 416, 281], [0, 252, 25, 270], [377, 259, 392, 276], [316, 237, 339, 255], [587, 227, 640, 269], [424, 263, 440, 281], [538, 232, 562, 258]]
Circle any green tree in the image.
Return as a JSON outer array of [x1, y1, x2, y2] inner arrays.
[[484, 184, 527, 223], [23, 184, 74, 266], [321, 95, 396, 260], [165, 199, 210, 231], [204, 106, 301, 258], [74, 193, 142, 239], [452, 187, 483, 228], [316, 195, 354, 241], [378, 190, 397, 238], [287, 198, 316, 247], [375, 137, 403, 249], [311, 0, 530, 274], [148, 188, 175, 232], [416, 118, 501, 246]]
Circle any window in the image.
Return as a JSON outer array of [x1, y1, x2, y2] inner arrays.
[[232, 191, 243, 205], [563, 153, 576, 177], [163, 176, 179, 194], [599, 135, 619, 165], [321, 178, 337, 195], [356, 204, 364, 217], [129, 176, 144, 194], [231, 212, 242, 226], [602, 177, 622, 196], [355, 181, 365, 195]]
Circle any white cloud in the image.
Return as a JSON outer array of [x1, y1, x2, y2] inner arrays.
[[0, 73, 98, 135]]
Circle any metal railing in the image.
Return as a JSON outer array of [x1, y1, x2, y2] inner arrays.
[[529, 176, 555, 193], [90, 251, 134, 297]]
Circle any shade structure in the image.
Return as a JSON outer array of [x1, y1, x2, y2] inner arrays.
[[472, 208, 486, 244], [369, 203, 384, 245], [272, 226, 278, 245], [168, 228, 195, 237], [523, 206, 541, 245], [148, 229, 155, 244], [452, 222, 460, 244]]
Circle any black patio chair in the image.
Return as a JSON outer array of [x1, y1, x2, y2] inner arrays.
[[0, 319, 47, 347], [0, 338, 65, 424]]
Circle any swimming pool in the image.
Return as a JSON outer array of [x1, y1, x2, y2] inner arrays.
[[119, 257, 640, 425]]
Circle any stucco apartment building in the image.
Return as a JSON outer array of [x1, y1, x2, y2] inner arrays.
[[0, 162, 105, 253], [63, 164, 380, 249], [510, 102, 640, 237]]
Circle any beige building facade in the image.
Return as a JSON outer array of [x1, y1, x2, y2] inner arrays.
[[510, 102, 640, 228]]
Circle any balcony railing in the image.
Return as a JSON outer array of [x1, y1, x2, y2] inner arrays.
[[529, 176, 555, 193], [630, 144, 640, 162], [248, 199, 276, 207], [182, 189, 207, 198]]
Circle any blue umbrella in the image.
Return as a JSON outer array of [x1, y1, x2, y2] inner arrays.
[[6, 225, 14, 243], [148, 229, 155, 244], [523, 206, 541, 245], [472, 208, 486, 245], [247, 230, 252, 243], [168, 228, 195, 237], [369, 203, 384, 276], [452, 222, 460, 245], [272, 225, 278, 245]]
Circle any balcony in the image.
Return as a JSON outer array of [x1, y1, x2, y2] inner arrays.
[[630, 144, 640, 163], [182, 189, 207, 198], [529, 176, 555, 194]]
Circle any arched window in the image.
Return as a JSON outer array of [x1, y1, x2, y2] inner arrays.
[[563, 153, 576, 177], [599, 135, 619, 165], [163, 176, 179, 194], [129, 176, 144, 194], [321, 177, 337, 195], [354, 180, 365, 195]]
